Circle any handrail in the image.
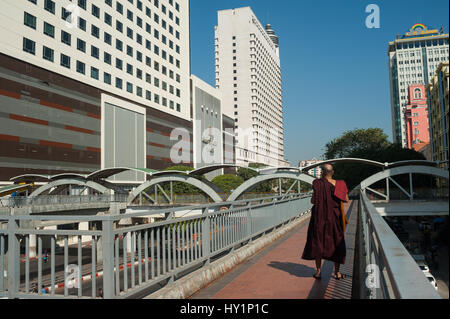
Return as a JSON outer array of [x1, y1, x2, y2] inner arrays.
[[359, 192, 441, 299], [0, 194, 312, 299], [0, 194, 129, 208]]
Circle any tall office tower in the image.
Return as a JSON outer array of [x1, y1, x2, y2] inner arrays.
[[427, 62, 449, 168], [388, 24, 449, 147], [0, 0, 191, 182], [215, 7, 288, 167]]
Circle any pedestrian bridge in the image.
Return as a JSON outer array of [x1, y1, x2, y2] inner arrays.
[[0, 159, 448, 299]]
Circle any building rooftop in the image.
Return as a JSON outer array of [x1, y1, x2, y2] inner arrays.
[[388, 24, 448, 53]]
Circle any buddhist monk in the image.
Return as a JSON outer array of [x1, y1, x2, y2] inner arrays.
[[301, 164, 349, 280]]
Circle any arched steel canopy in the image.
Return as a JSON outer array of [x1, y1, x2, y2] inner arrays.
[[387, 160, 439, 168], [86, 167, 191, 181], [360, 165, 449, 191], [300, 158, 441, 173], [128, 174, 223, 205], [51, 173, 88, 181], [189, 164, 258, 176], [300, 158, 386, 172], [29, 179, 111, 197], [87, 167, 160, 180], [227, 171, 315, 202], [258, 167, 301, 175], [10, 174, 52, 183]]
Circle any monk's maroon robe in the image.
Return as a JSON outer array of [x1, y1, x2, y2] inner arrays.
[[302, 178, 347, 264]]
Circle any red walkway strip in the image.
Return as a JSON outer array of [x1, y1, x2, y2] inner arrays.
[[193, 201, 354, 299]]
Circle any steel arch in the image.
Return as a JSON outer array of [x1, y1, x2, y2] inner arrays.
[[300, 158, 386, 172], [29, 179, 111, 197], [360, 165, 449, 190], [128, 174, 224, 205], [227, 171, 315, 202], [300, 158, 439, 173], [360, 165, 449, 200]]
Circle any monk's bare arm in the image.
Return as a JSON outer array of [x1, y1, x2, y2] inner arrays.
[[344, 194, 349, 203]]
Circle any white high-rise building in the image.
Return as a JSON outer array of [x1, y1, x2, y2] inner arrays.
[[1, 0, 191, 119], [215, 7, 287, 167], [0, 0, 194, 181], [388, 24, 449, 147]]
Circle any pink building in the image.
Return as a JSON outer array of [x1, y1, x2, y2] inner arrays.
[[405, 84, 430, 149]]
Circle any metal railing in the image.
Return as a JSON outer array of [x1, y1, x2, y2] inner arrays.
[[0, 193, 312, 299], [358, 191, 441, 299], [365, 188, 449, 201], [0, 194, 129, 208]]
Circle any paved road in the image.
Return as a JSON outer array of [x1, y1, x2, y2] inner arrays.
[[401, 218, 448, 299]]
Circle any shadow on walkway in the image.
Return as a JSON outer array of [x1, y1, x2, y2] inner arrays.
[[267, 261, 316, 278]]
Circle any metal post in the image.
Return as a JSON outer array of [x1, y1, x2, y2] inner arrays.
[[409, 173, 413, 200], [7, 217, 20, 298], [102, 219, 115, 299], [64, 237, 68, 297], [51, 236, 55, 296], [201, 208, 210, 265], [386, 178, 390, 201], [246, 206, 252, 240]]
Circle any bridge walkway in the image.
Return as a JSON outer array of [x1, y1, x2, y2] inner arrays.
[[191, 201, 358, 299]]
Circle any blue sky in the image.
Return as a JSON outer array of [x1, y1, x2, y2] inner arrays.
[[189, 0, 449, 165]]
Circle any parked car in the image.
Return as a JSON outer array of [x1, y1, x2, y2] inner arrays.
[[416, 260, 430, 273], [425, 272, 438, 290]]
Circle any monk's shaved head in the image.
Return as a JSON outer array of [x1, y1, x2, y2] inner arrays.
[[321, 164, 334, 177]]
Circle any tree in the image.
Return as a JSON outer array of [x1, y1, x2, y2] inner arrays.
[[237, 163, 273, 193], [323, 128, 433, 191], [160, 165, 201, 194], [324, 128, 390, 160], [211, 175, 244, 193], [280, 179, 312, 193]]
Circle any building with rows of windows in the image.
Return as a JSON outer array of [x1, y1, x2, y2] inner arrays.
[[388, 24, 449, 148], [427, 62, 449, 170], [0, 0, 238, 183], [214, 7, 288, 168]]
